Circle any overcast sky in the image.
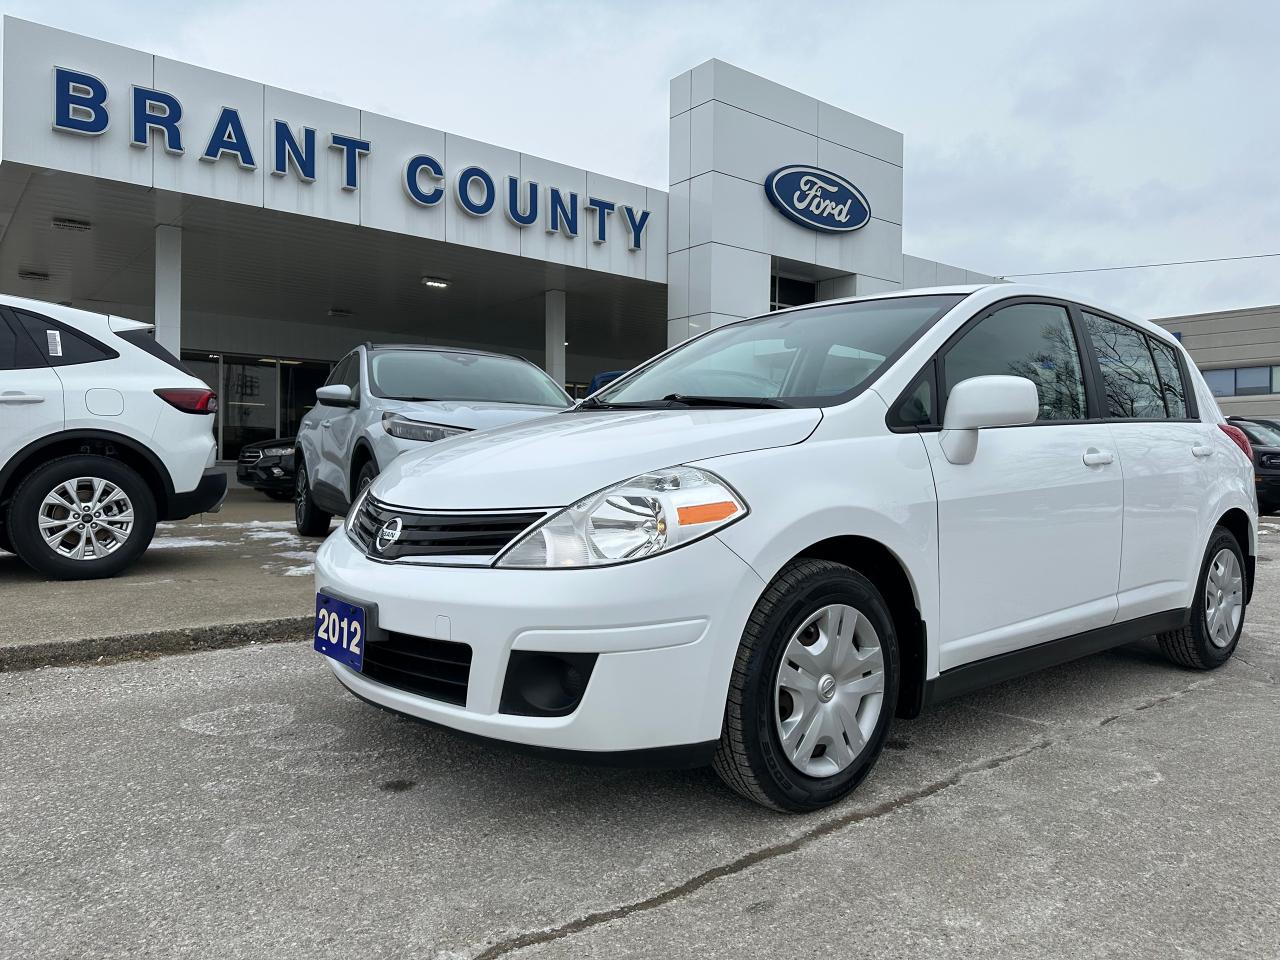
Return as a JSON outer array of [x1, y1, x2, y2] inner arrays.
[[5, 0, 1277, 319]]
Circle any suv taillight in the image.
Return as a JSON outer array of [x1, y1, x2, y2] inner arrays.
[[155, 388, 218, 414], [1219, 423, 1253, 461]]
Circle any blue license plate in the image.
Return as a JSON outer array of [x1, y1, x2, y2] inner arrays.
[[314, 593, 365, 670]]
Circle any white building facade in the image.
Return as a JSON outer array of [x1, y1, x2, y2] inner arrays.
[[0, 17, 992, 456]]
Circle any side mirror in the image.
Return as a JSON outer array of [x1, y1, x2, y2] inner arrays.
[[940, 375, 1038, 465], [316, 384, 355, 407]]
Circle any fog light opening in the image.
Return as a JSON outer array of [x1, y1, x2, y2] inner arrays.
[[500, 651, 598, 717]]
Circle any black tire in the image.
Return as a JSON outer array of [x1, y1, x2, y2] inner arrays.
[[294, 454, 332, 537], [355, 460, 378, 496], [6, 455, 157, 581], [713, 558, 900, 812], [1157, 526, 1247, 670], [265, 490, 293, 502]]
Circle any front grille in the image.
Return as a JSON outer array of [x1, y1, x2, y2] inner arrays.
[[351, 496, 545, 563], [363, 631, 472, 706], [238, 448, 263, 465]]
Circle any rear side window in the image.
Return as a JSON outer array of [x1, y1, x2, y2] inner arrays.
[[1083, 313, 1165, 419], [13, 310, 118, 367], [0, 315, 49, 370], [1148, 338, 1189, 418], [943, 302, 1087, 421], [117, 328, 192, 374]]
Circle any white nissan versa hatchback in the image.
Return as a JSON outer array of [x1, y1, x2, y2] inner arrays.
[[313, 285, 1257, 812]]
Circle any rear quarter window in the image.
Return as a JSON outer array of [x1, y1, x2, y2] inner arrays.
[[13, 310, 119, 367], [117, 328, 193, 374]]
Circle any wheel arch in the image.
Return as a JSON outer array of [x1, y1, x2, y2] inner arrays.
[[787, 534, 928, 719], [1216, 506, 1255, 602], [0, 429, 174, 517], [349, 439, 378, 494]]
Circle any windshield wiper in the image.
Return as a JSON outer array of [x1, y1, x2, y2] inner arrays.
[[661, 394, 788, 409]]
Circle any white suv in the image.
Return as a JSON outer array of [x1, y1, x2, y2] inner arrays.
[[0, 295, 223, 579], [313, 285, 1256, 811], [293, 344, 572, 536]]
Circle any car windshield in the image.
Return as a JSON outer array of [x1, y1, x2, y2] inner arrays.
[[1239, 421, 1280, 446], [589, 294, 966, 409], [368, 350, 572, 407]]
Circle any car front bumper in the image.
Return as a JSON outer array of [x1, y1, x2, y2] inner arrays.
[[313, 528, 765, 755]]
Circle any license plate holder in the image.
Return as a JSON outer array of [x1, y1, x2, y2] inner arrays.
[[314, 593, 366, 671]]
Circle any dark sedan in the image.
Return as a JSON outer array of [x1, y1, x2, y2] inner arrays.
[[236, 437, 297, 500], [1229, 418, 1280, 514]]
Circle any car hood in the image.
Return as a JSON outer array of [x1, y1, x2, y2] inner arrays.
[[373, 407, 822, 509], [379, 398, 567, 431]]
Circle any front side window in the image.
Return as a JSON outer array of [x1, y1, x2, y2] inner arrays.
[[943, 302, 1087, 421], [367, 350, 572, 407], [1084, 313, 1166, 419], [594, 294, 966, 409], [325, 354, 353, 388], [1148, 338, 1189, 418]]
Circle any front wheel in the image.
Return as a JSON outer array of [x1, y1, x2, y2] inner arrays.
[[713, 558, 899, 812], [7, 455, 157, 580], [1157, 526, 1247, 669], [294, 455, 332, 537]]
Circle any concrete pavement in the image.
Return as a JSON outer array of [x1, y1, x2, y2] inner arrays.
[[2, 523, 1278, 959]]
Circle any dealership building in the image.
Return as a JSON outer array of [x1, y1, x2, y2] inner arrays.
[[1155, 305, 1280, 421], [0, 17, 996, 458]]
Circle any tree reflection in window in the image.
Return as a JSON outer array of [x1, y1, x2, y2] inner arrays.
[[944, 303, 1086, 421], [1083, 313, 1167, 419]]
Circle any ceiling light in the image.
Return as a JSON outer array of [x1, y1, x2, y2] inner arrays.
[[51, 216, 92, 232], [421, 277, 449, 289], [327, 308, 353, 319], [18, 269, 50, 282]]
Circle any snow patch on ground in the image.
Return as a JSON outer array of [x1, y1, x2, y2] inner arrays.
[[150, 537, 235, 550], [282, 564, 314, 577]]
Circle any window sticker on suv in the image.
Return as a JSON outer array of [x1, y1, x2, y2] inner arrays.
[[46, 329, 62, 357]]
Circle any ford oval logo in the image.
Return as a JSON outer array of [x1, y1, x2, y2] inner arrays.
[[375, 517, 403, 553], [764, 165, 871, 234]]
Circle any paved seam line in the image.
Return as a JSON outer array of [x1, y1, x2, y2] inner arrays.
[[1098, 677, 1213, 726], [470, 740, 1053, 960]]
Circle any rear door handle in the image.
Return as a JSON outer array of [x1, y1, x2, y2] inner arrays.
[[321, 421, 332, 429], [1192, 444, 1213, 458], [0, 392, 46, 405], [1082, 448, 1114, 467]]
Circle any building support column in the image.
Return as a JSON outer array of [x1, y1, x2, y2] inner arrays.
[[544, 289, 566, 386], [154, 224, 182, 354]]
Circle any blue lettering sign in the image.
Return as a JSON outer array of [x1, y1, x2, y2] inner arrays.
[[622, 205, 650, 251], [130, 86, 183, 153], [404, 155, 444, 205], [456, 166, 495, 216], [506, 176, 539, 227], [330, 134, 370, 190], [201, 107, 256, 169], [548, 188, 578, 237], [273, 121, 316, 181], [53, 67, 109, 136], [764, 165, 870, 234], [586, 197, 615, 243]]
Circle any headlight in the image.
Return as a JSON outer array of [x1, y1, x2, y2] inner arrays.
[[382, 413, 469, 442], [496, 466, 747, 569], [260, 445, 292, 458]]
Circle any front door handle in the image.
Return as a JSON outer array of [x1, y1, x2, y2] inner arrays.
[[0, 392, 46, 405], [1192, 444, 1213, 458], [321, 421, 332, 429], [1082, 448, 1114, 467]]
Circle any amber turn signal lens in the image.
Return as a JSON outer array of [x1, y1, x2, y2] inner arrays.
[[677, 501, 739, 526]]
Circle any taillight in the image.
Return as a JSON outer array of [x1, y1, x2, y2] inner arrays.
[[155, 388, 218, 414], [1219, 423, 1253, 461]]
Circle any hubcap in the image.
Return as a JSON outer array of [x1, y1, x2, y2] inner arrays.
[[773, 603, 885, 778], [1204, 547, 1244, 649], [38, 477, 133, 561]]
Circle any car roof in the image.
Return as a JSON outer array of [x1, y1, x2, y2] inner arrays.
[[362, 343, 528, 362]]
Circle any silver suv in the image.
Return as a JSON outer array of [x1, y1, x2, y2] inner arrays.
[[293, 344, 572, 536]]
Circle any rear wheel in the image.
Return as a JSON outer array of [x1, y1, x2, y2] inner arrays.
[[7, 455, 156, 580], [1157, 526, 1246, 669], [294, 455, 332, 537], [713, 558, 899, 812]]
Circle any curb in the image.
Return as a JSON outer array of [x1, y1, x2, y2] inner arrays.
[[0, 616, 313, 672]]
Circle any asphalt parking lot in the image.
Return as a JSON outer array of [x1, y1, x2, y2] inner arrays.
[[2, 518, 1279, 959]]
